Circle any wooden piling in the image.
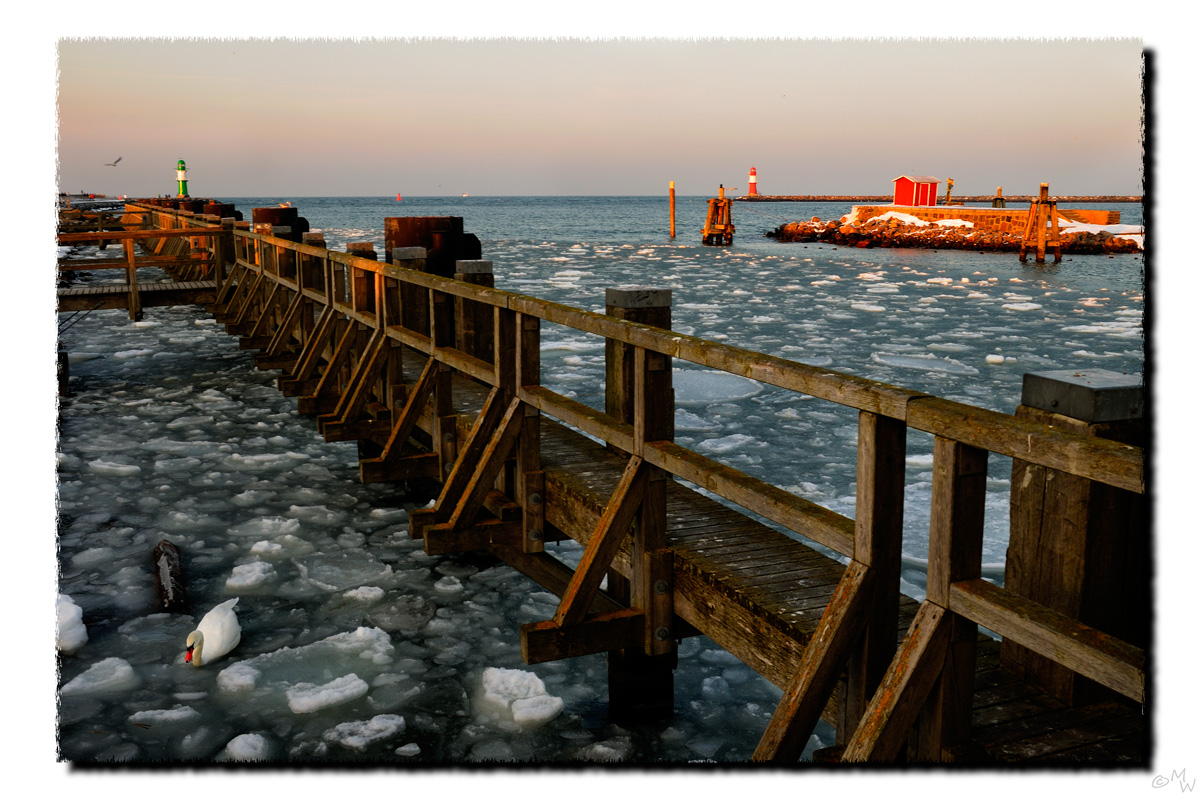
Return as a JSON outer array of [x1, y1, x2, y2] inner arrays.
[[603, 286, 676, 721], [669, 180, 676, 239], [1003, 370, 1146, 705]]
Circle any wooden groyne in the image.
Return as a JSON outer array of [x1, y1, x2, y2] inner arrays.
[[56, 201, 1148, 764]]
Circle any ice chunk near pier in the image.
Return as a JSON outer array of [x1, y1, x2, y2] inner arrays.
[[222, 732, 271, 761], [286, 674, 370, 714], [56, 594, 88, 654], [60, 657, 140, 696], [323, 714, 406, 751], [226, 560, 276, 590], [478, 667, 564, 727]]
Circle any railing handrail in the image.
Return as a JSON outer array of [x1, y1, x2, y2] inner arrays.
[[221, 223, 1144, 495]]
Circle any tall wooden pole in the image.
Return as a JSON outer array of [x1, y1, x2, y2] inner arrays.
[[669, 181, 676, 238]]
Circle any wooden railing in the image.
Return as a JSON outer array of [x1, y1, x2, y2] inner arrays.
[[139, 202, 1145, 762], [57, 211, 229, 320]]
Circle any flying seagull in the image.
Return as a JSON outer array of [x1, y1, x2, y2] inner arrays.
[[105, 157, 122, 167]]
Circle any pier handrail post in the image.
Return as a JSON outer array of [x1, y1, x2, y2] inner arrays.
[[604, 286, 675, 720], [122, 237, 142, 321], [516, 309, 543, 554], [914, 435, 987, 762], [1002, 369, 1146, 705], [454, 260, 495, 363], [837, 412, 906, 745]]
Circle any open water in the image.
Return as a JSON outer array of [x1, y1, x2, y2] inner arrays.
[[55, 196, 1144, 764]]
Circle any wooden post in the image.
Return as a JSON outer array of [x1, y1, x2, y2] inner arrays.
[[454, 260, 495, 362], [1020, 183, 1061, 264], [604, 286, 675, 721], [913, 436, 987, 762], [669, 180, 676, 239], [837, 412, 905, 745], [1002, 369, 1146, 705], [122, 237, 142, 321]]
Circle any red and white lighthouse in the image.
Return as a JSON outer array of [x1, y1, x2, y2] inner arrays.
[[748, 166, 758, 196]]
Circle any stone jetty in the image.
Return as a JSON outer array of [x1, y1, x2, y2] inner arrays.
[[767, 214, 1142, 254]]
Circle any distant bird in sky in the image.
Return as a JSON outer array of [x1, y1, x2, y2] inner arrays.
[[105, 157, 122, 167]]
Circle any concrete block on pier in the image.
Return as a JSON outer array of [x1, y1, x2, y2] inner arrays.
[[390, 246, 427, 262], [605, 286, 672, 309], [1020, 369, 1143, 423], [454, 259, 493, 276]]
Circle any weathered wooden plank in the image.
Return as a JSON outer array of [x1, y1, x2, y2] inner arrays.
[[949, 578, 1145, 702], [521, 608, 646, 664], [907, 396, 1143, 493]]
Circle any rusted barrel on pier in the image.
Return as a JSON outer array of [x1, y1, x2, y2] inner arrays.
[[204, 202, 243, 221], [383, 217, 482, 336], [252, 206, 310, 243]]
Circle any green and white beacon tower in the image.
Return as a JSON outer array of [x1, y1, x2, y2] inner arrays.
[[176, 159, 189, 198]]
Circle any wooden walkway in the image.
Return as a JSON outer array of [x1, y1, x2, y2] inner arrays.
[[56, 201, 1148, 765]]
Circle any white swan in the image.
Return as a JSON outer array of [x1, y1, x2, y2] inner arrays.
[[185, 597, 242, 667]]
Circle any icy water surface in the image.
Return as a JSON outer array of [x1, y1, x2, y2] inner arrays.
[[55, 197, 1144, 763]]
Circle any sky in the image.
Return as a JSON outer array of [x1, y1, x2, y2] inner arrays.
[[13, 1, 1200, 795], [54, 37, 1145, 198]]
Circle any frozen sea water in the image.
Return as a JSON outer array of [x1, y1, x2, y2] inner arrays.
[[54, 197, 1143, 763]]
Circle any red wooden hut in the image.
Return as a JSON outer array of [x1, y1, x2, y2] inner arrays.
[[892, 175, 941, 206]]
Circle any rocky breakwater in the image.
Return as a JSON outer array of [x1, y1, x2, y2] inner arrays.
[[768, 213, 1142, 254]]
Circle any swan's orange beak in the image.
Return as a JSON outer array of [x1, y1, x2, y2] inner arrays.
[[185, 645, 194, 663]]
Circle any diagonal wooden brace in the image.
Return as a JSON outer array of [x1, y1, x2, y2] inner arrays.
[[441, 395, 526, 534], [553, 456, 648, 629], [319, 328, 388, 434], [279, 306, 336, 395], [840, 600, 951, 763], [752, 561, 876, 762]]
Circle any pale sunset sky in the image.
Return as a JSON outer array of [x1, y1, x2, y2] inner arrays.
[[55, 37, 1144, 198]]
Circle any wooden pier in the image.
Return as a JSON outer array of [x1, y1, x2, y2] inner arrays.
[[55, 201, 1148, 764]]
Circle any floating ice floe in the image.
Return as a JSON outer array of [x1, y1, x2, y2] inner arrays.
[[323, 714, 406, 751], [871, 352, 980, 375], [226, 561, 276, 590], [57, 594, 88, 654], [128, 706, 200, 724], [674, 370, 763, 405], [87, 460, 141, 477], [223, 733, 270, 761], [478, 667, 564, 727], [287, 674, 370, 714], [61, 657, 141, 696]]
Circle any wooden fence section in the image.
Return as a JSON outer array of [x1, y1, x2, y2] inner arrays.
[[103, 202, 1147, 764], [57, 209, 229, 320]]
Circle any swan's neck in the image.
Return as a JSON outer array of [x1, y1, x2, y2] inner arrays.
[[188, 632, 204, 666]]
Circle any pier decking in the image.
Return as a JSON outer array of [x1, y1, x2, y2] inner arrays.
[[55, 201, 1148, 764]]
